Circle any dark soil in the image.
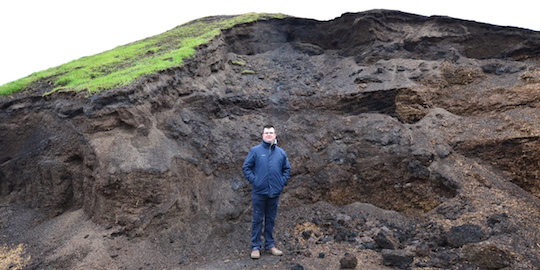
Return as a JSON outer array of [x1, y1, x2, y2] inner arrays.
[[2, 10, 540, 269]]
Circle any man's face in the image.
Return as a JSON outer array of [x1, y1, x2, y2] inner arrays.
[[262, 127, 277, 143]]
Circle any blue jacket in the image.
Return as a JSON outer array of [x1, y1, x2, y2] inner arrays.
[[242, 140, 291, 197]]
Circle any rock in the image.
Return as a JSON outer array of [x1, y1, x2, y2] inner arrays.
[[433, 249, 460, 267], [290, 263, 305, 270], [462, 242, 512, 269], [291, 42, 324, 56], [445, 224, 484, 247], [436, 200, 473, 220], [435, 144, 451, 158], [339, 253, 358, 269], [481, 62, 522, 75], [302, 230, 312, 239], [486, 213, 514, 234], [336, 213, 352, 223], [359, 235, 376, 250], [381, 249, 414, 269], [374, 228, 400, 249], [319, 236, 332, 243], [414, 243, 431, 257]]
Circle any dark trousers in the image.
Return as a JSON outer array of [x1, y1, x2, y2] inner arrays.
[[251, 193, 280, 250]]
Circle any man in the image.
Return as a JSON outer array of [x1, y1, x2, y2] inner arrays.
[[242, 125, 292, 259]]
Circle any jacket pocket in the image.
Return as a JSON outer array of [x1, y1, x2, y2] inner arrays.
[[253, 176, 266, 191]]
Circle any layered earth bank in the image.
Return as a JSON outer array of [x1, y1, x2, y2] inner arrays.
[[2, 10, 540, 269]]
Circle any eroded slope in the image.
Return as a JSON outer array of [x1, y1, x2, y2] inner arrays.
[[2, 10, 540, 269]]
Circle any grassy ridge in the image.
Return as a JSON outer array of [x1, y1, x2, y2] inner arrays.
[[0, 13, 285, 96]]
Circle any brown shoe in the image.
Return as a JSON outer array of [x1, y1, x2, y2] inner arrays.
[[269, 247, 283, 256], [250, 250, 260, 259]]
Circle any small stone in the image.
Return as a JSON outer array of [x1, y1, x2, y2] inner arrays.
[[381, 249, 414, 269], [339, 253, 358, 269], [414, 243, 431, 257], [375, 229, 400, 249], [336, 213, 352, 222]]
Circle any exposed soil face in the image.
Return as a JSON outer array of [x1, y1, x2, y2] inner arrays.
[[2, 10, 540, 269]]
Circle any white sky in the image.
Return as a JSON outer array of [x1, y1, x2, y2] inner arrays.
[[1, 0, 538, 86]]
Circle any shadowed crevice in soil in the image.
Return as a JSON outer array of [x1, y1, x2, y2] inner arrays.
[[455, 136, 540, 198]]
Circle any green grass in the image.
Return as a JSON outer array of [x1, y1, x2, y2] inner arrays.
[[0, 13, 286, 96]]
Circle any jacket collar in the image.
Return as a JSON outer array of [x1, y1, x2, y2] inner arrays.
[[261, 139, 275, 148]]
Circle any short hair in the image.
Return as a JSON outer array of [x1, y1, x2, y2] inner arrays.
[[262, 125, 275, 133]]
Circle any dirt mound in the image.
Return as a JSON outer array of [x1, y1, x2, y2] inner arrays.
[[2, 10, 540, 269]]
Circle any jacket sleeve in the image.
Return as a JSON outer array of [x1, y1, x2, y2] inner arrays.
[[282, 154, 292, 186], [242, 149, 256, 184]]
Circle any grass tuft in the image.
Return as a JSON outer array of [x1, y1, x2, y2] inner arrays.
[[0, 13, 286, 96]]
